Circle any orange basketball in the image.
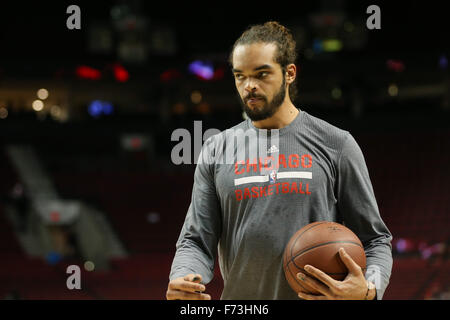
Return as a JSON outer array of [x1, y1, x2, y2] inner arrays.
[[283, 221, 366, 295]]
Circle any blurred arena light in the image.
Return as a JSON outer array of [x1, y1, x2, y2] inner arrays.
[[0, 107, 8, 119], [396, 238, 407, 253], [188, 60, 214, 80], [160, 68, 182, 83], [147, 212, 160, 224], [113, 63, 129, 82], [50, 105, 62, 120], [88, 100, 114, 118], [439, 54, 448, 69], [88, 100, 102, 117], [195, 102, 211, 115], [213, 66, 225, 80], [172, 102, 187, 115], [102, 103, 113, 115], [387, 59, 405, 72], [388, 83, 399, 97], [50, 211, 60, 223], [37, 88, 49, 100], [84, 261, 95, 272], [120, 134, 149, 151], [76, 65, 102, 80], [110, 4, 130, 21], [45, 252, 62, 265], [322, 39, 343, 52], [190, 90, 202, 104], [32, 100, 44, 111], [312, 39, 323, 54], [331, 87, 342, 99]]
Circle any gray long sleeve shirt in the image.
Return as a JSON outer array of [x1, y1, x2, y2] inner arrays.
[[169, 109, 393, 300]]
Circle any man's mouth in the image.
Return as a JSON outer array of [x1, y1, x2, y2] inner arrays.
[[246, 96, 264, 104]]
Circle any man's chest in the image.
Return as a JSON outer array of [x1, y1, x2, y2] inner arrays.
[[214, 147, 336, 204]]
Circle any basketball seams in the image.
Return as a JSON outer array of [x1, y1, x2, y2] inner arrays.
[[284, 259, 310, 293], [289, 221, 328, 260], [284, 259, 348, 276], [290, 240, 364, 269]]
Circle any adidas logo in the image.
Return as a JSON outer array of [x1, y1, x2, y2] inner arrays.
[[267, 145, 279, 153]]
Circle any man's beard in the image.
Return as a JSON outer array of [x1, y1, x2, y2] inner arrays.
[[240, 80, 286, 122]]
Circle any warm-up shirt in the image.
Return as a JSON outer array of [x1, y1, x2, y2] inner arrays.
[[169, 109, 393, 300]]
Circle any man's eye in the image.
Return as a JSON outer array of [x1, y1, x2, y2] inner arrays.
[[235, 74, 244, 80], [258, 72, 268, 78]]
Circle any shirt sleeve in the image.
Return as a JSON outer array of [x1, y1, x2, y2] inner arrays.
[[169, 136, 222, 284], [336, 133, 393, 300]]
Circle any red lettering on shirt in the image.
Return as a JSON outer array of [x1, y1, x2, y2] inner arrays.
[[247, 158, 258, 173], [235, 181, 312, 202], [306, 183, 311, 195], [288, 154, 299, 168], [251, 186, 259, 198], [275, 183, 281, 194], [264, 156, 274, 170], [260, 186, 268, 197], [301, 154, 312, 168], [277, 154, 287, 169], [291, 182, 298, 193], [243, 188, 251, 199], [235, 160, 245, 175], [298, 182, 305, 194]]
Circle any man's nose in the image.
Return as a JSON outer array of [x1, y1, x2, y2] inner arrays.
[[244, 78, 257, 93]]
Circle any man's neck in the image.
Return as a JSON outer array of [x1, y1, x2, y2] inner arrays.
[[252, 100, 299, 130]]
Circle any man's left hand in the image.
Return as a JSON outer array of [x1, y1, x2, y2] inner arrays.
[[296, 248, 376, 300]]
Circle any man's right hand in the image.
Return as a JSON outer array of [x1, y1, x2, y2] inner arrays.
[[166, 274, 211, 300]]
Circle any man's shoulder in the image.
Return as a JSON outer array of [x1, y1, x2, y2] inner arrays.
[[300, 113, 352, 156], [302, 111, 348, 136], [301, 110, 350, 147]]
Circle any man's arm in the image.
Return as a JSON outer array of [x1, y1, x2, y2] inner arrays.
[[169, 137, 222, 286], [336, 133, 393, 300]]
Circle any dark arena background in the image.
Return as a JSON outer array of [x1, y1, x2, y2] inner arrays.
[[0, 0, 449, 301]]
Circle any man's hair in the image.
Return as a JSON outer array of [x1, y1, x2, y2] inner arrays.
[[229, 21, 298, 102]]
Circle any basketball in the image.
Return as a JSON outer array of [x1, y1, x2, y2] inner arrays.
[[283, 221, 366, 295]]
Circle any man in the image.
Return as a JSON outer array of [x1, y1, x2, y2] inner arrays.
[[167, 21, 392, 300]]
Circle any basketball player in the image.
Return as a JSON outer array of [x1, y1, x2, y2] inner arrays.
[[167, 22, 392, 300]]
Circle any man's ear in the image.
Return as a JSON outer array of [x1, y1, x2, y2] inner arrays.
[[285, 64, 297, 85]]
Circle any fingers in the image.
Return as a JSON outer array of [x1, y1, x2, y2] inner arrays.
[[298, 291, 329, 300], [171, 274, 205, 293], [302, 265, 338, 289], [184, 274, 203, 283], [297, 271, 332, 298], [167, 274, 211, 300], [338, 248, 363, 275], [297, 250, 365, 300], [167, 289, 211, 300]]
